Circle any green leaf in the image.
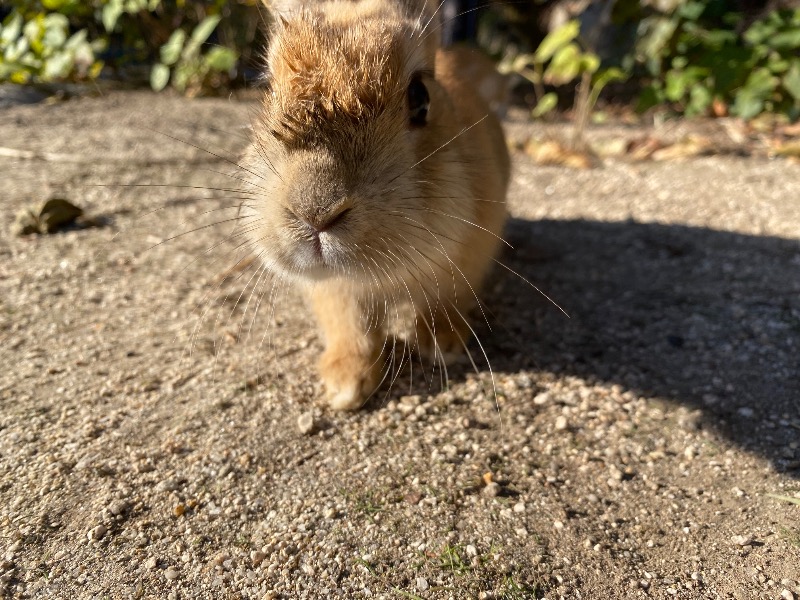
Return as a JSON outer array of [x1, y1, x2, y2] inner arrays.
[[203, 46, 236, 72], [745, 67, 779, 95], [0, 12, 23, 49], [677, 1, 705, 21], [42, 50, 74, 80], [5, 35, 30, 62], [64, 29, 88, 52], [770, 29, 800, 50], [579, 52, 600, 75], [42, 13, 69, 52], [544, 43, 581, 85], [766, 493, 800, 506], [150, 62, 170, 91], [534, 20, 579, 64], [744, 19, 777, 46], [686, 85, 712, 116], [783, 61, 800, 101], [531, 92, 557, 118], [102, 0, 124, 33], [635, 16, 677, 67], [733, 90, 764, 120], [664, 67, 707, 102], [183, 14, 221, 58], [159, 29, 185, 66], [191, 14, 221, 45]]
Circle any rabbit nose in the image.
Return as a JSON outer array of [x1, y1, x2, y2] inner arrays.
[[302, 205, 351, 234]]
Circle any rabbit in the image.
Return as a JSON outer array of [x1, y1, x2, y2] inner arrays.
[[239, 0, 510, 410]]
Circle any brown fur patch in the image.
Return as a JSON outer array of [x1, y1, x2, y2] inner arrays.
[[268, 8, 417, 141]]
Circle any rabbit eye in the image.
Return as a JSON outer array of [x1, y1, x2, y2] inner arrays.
[[407, 76, 429, 127]]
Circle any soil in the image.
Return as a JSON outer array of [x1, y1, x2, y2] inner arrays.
[[1, 91, 799, 600]]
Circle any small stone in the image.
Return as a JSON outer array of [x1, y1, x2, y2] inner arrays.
[[251, 551, 266, 566], [465, 545, 478, 557], [483, 482, 500, 497], [108, 500, 129, 516], [88, 524, 107, 541], [731, 534, 754, 546], [164, 567, 179, 581], [173, 503, 185, 517], [737, 407, 754, 418], [513, 501, 526, 513], [533, 392, 550, 406], [416, 577, 429, 591], [554, 415, 569, 431], [297, 412, 315, 435], [145, 557, 158, 570], [553, 520, 564, 531], [781, 589, 796, 600]]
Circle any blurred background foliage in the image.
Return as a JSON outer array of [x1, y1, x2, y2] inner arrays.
[[0, 0, 798, 119]]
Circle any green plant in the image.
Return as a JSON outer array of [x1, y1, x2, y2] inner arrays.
[[149, 13, 237, 93], [0, 8, 104, 83], [499, 20, 626, 146], [0, 0, 255, 94], [633, 2, 800, 119]]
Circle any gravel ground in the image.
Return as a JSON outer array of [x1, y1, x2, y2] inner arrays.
[[1, 92, 799, 599]]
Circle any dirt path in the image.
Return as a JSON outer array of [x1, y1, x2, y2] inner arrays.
[[1, 92, 799, 599]]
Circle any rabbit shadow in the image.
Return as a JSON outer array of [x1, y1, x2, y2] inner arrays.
[[411, 217, 800, 475]]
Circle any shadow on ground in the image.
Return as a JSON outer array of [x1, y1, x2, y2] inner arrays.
[[446, 218, 800, 475]]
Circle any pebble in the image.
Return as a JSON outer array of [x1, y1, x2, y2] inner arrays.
[[87, 524, 107, 541], [466, 545, 478, 557], [483, 482, 500, 497], [737, 407, 754, 418], [513, 502, 526, 513], [146, 557, 158, 570], [416, 577, 429, 591], [731, 534, 754, 546], [108, 500, 129, 516], [554, 415, 569, 431], [164, 567, 179, 581], [781, 590, 796, 600], [297, 412, 315, 435], [533, 392, 550, 405], [251, 551, 266, 567]]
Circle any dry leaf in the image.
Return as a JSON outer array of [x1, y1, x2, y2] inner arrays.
[[650, 136, 712, 161], [524, 138, 594, 169]]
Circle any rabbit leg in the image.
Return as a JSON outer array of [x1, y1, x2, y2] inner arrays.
[[413, 299, 471, 367], [307, 282, 382, 410]]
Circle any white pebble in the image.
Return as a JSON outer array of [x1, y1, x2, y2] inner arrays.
[[731, 534, 754, 546], [513, 501, 526, 513], [466, 545, 478, 557], [416, 577, 429, 591], [533, 392, 550, 405], [87, 524, 106, 541], [483, 482, 500, 497], [554, 415, 569, 431], [297, 412, 315, 435], [164, 567, 179, 581], [781, 589, 796, 600]]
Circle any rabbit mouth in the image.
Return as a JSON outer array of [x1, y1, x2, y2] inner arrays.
[[284, 229, 351, 279]]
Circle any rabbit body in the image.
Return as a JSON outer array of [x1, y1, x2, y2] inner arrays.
[[242, 0, 510, 409]]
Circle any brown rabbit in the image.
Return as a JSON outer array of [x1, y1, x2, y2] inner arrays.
[[241, 0, 510, 409]]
